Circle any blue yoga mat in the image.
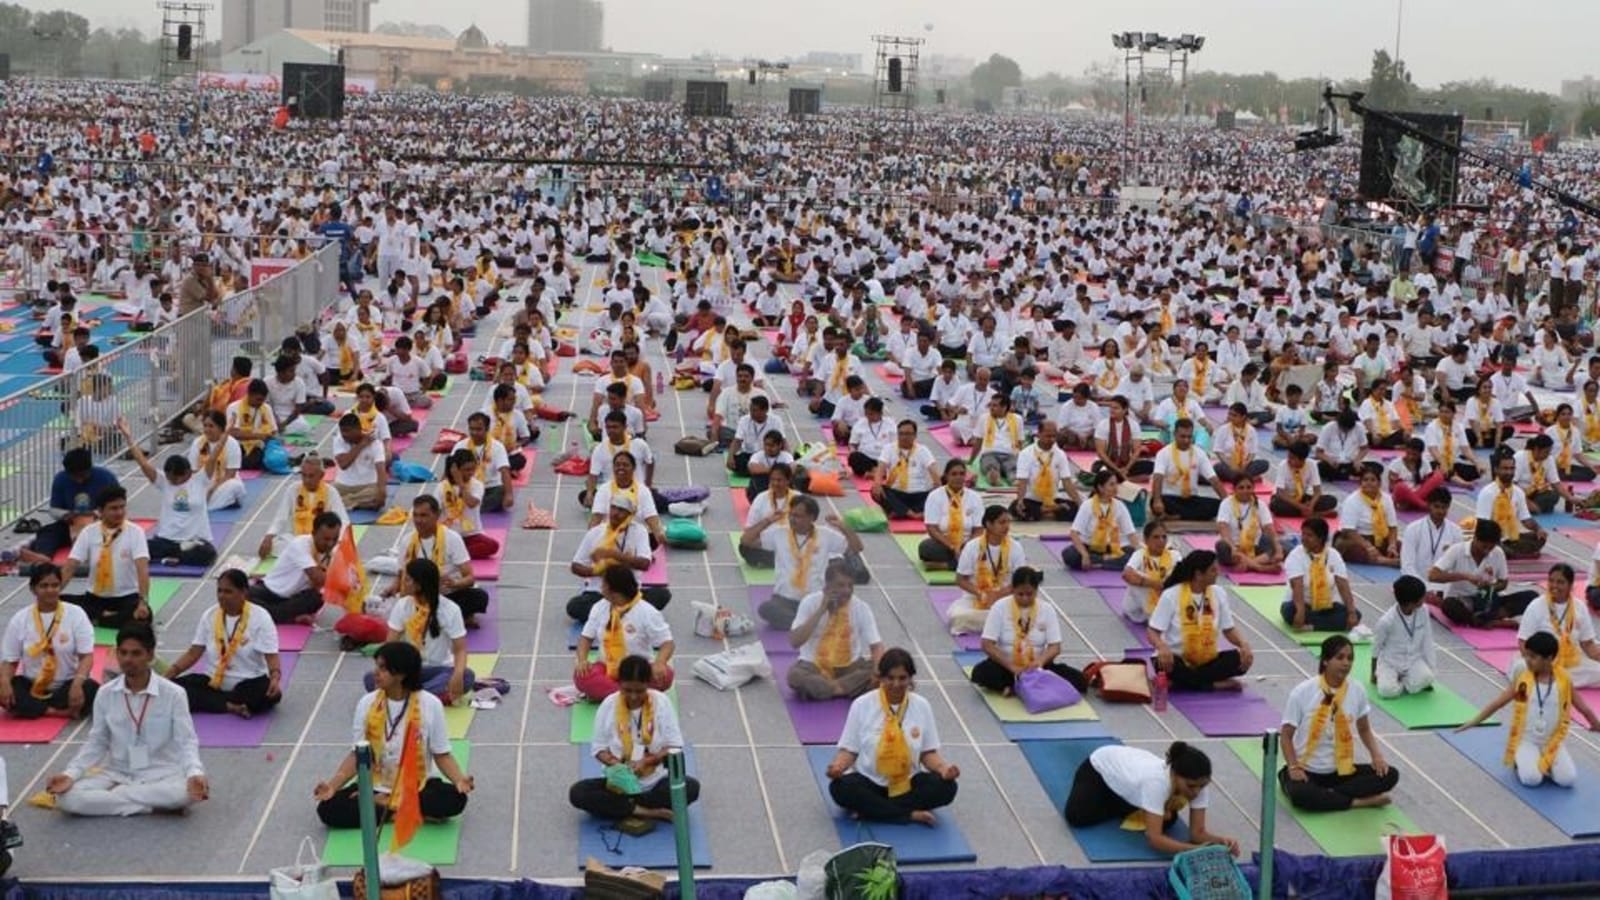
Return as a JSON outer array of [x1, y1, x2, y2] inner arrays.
[[346, 507, 383, 525], [1535, 511, 1600, 530], [1441, 726, 1600, 838], [1018, 739, 1188, 862], [0, 354, 44, 375], [206, 477, 270, 524], [574, 745, 712, 869], [1345, 563, 1399, 583], [802, 745, 977, 864], [1003, 721, 1115, 742]]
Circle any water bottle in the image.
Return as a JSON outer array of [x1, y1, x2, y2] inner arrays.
[[1153, 670, 1169, 713], [655, 371, 665, 395]]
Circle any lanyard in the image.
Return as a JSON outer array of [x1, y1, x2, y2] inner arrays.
[[1398, 609, 1418, 641], [1535, 678, 1553, 718], [385, 696, 410, 744], [1427, 521, 1446, 558], [123, 692, 152, 739]]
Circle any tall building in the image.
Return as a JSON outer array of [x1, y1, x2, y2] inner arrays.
[[526, 0, 603, 54], [220, 0, 377, 53]]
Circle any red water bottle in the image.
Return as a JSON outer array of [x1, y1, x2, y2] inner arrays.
[[1153, 670, 1169, 712]]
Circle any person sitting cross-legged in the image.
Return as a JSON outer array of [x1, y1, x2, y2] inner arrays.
[[0, 563, 98, 721], [568, 654, 699, 824], [787, 560, 885, 701], [969, 566, 1089, 696], [164, 569, 282, 719], [575, 566, 674, 702]]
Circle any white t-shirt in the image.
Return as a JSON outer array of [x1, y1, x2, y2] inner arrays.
[[1070, 497, 1136, 550], [188, 602, 279, 690], [837, 690, 941, 787], [0, 603, 94, 686], [333, 435, 386, 486], [980, 596, 1062, 658], [68, 522, 150, 596], [1400, 516, 1461, 591], [1015, 445, 1074, 504], [922, 486, 985, 537], [1089, 744, 1211, 815], [1282, 676, 1372, 775], [1518, 595, 1598, 647], [1338, 491, 1399, 538], [793, 593, 882, 666], [263, 534, 323, 597], [154, 471, 214, 544], [1430, 540, 1507, 600], [581, 596, 673, 661], [591, 689, 684, 790], [351, 690, 451, 791], [1473, 482, 1532, 526], [1153, 444, 1216, 496], [1214, 495, 1273, 544], [590, 482, 660, 522], [385, 595, 468, 668], [387, 355, 430, 394], [875, 443, 938, 494], [1148, 585, 1235, 650], [1283, 544, 1349, 597], [572, 521, 653, 592], [759, 525, 848, 599]]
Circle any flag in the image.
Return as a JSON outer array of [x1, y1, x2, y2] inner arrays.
[[322, 524, 368, 614], [389, 718, 422, 851]]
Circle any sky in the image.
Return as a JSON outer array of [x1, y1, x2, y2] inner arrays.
[[19, 0, 1598, 93]]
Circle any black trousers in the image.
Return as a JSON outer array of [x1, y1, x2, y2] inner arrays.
[[739, 542, 775, 568], [482, 484, 509, 513], [567, 587, 670, 622], [917, 538, 957, 568], [28, 519, 74, 558], [316, 778, 468, 828], [247, 582, 322, 624], [829, 772, 957, 824], [846, 451, 878, 478], [568, 776, 700, 820], [447, 588, 489, 620], [1065, 757, 1168, 828], [8, 675, 98, 719], [879, 488, 929, 519], [1269, 494, 1339, 517], [970, 657, 1088, 694], [1059, 544, 1129, 571], [64, 592, 141, 628], [1316, 461, 1358, 482], [1169, 650, 1246, 691], [176, 673, 279, 715], [1014, 498, 1078, 523], [1278, 764, 1399, 811], [1159, 494, 1220, 521], [757, 592, 803, 631], [147, 536, 218, 568]]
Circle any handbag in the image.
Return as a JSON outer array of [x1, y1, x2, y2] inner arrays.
[[583, 858, 666, 899], [352, 864, 440, 900], [824, 842, 898, 900], [430, 429, 465, 454], [1084, 659, 1152, 703], [1374, 834, 1447, 900], [1016, 669, 1082, 714], [805, 470, 846, 497], [664, 518, 708, 549], [269, 837, 338, 900]]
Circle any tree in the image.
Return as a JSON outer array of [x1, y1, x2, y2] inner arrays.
[[969, 53, 1023, 104], [1578, 100, 1600, 138], [1526, 98, 1557, 137], [1366, 49, 1413, 110]]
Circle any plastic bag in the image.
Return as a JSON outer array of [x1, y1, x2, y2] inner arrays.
[[796, 850, 831, 900], [269, 837, 338, 900], [744, 881, 800, 900], [692, 642, 772, 691], [262, 438, 293, 475], [824, 842, 897, 900], [1374, 834, 1447, 900], [377, 853, 434, 886]]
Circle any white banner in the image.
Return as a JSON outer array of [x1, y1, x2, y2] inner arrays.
[[197, 71, 377, 95]]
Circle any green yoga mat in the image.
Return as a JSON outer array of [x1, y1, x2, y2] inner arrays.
[[569, 687, 677, 744], [956, 656, 1099, 723], [891, 533, 957, 585], [728, 469, 751, 488], [727, 533, 775, 585], [443, 653, 499, 739], [1342, 644, 1486, 729], [323, 740, 471, 865], [94, 579, 185, 645], [636, 252, 669, 269], [1228, 737, 1414, 857], [1231, 585, 1368, 647]]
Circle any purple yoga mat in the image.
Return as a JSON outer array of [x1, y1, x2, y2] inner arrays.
[[745, 586, 797, 655], [1095, 588, 1151, 646], [465, 589, 499, 653], [768, 651, 851, 744], [1038, 537, 1128, 587], [1168, 688, 1282, 737], [276, 624, 312, 652], [138, 519, 237, 578], [191, 652, 300, 747], [927, 587, 983, 651]]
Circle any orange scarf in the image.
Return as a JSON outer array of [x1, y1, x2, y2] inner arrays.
[[208, 605, 252, 690]]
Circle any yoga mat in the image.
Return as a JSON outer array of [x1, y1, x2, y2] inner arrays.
[[443, 653, 499, 739], [927, 587, 983, 651], [346, 508, 383, 525], [1035, 537, 1125, 586], [566, 620, 582, 650], [767, 651, 852, 744], [1227, 569, 1289, 586], [1231, 585, 1361, 647], [574, 746, 713, 869], [730, 488, 752, 524], [926, 425, 966, 457], [468, 525, 509, 581], [323, 740, 471, 865], [726, 533, 775, 585], [1227, 737, 1414, 857], [464, 596, 500, 653], [1168, 688, 1281, 736], [1182, 534, 1220, 551], [953, 651, 1099, 723], [276, 624, 312, 652], [728, 469, 751, 489], [1002, 721, 1114, 741], [1425, 604, 1519, 650], [639, 546, 669, 586], [94, 579, 185, 645], [803, 745, 976, 864], [1441, 725, 1600, 837], [1274, 515, 1342, 536], [1095, 587, 1152, 646], [1345, 563, 1401, 583], [1018, 738, 1185, 862], [143, 521, 237, 577], [744, 587, 798, 655], [1344, 645, 1483, 729], [891, 533, 957, 585], [570, 686, 678, 744], [191, 652, 301, 747]]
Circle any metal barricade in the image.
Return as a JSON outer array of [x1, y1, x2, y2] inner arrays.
[[0, 241, 340, 527]]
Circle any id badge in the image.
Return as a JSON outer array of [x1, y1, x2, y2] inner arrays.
[[127, 742, 149, 770]]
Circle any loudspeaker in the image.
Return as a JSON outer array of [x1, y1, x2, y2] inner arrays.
[[887, 57, 902, 93], [177, 24, 192, 61], [788, 87, 821, 116], [684, 80, 729, 117], [0, 54, 10, 81], [748, 69, 757, 86], [936, 88, 946, 105], [642, 79, 673, 102], [1358, 111, 1463, 209], [281, 62, 346, 120], [1215, 110, 1236, 130]]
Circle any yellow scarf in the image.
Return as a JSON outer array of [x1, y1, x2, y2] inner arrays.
[[1091, 498, 1121, 555], [828, 355, 849, 392], [1373, 401, 1391, 437], [1531, 456, 1550, 492], [1302, 676, 1357, 776], [442, 481, 471, 532], [1031, 448, 1058, 503], [92, 526, 119, 596], [1178, 583, 1219, 665], [813, 603, 854, 677], [984, 413, 1021, 451], [1493, 483, 1522, 540], [617, 692, 658, 779], [975, 536, 1011, 602], [364, 691, 424, 804], [1011, 600, 1037, 668], [1308, 551, 1334, 611], [492, 410, 516, 448], [401, 598, 430, 648], [198, 439, 227, 481], [1559, 427, 1575, 471], [293, 483, 328, 535], [1584, 401, 1600, 442], [208, 605, 252, 690], [1290, 463, 1308, 502], [354, 405, 379, 435], [237, 403, 268, 451], [1229, 496, 1259, 553], [602, 593, 641, 677], [888, 451, 911, 490], [875, 688, 914, 797], [1231, 425, 1250, 469], [1477, 401, 1492, 435], [1441, 428, 1457, 468], [1192, 358, 1209, 395], [594, 515, 632, 574], [1170, 448, 1194, 498], [27, 606, 59, 699], [789, 527, 818, 594], [404, 530, 448, 569], [1506, 668, 1572, 777], [946, 487, 966, 540], [1160, 306, 1174, 334], [1098, 365, 1121, 391], [1361, 491, 1390, 545], [339, 341, 356, 375], [1551, 596, 1582, 669], [1139, 550, 1176, 616]]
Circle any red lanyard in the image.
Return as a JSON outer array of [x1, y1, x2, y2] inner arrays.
[[123, 692, 152, 739]]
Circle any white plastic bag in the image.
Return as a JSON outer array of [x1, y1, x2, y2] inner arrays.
[[269, 837, 338, 900], [366, 551, 400, 576], [377, 853, 434, 886], [795, 849, 831, 900], [744, 881, 800, 900], [692, 642, 772, 690]]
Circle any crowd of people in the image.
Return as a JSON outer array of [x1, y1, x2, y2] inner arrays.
[[0, 75, 1597, 871]]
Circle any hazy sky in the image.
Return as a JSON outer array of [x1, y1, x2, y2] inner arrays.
[[19, 0, 1598, 92]]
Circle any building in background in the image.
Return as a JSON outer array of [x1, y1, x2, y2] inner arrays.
[[527, 0, 604, 54], [1561, 76, 1600, 105], [800, 51, 863, 74], [220, 0, 378, 53]]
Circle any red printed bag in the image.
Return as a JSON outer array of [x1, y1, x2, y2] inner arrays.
[[1375, 834, 1446, 900]]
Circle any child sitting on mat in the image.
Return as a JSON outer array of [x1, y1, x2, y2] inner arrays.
[[1457, 631, 1600, 787], [1370, 575, 1437, 698]]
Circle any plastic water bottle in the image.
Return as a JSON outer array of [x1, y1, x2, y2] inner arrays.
[[655, 371, 665, 395], [1153, 671, 1169, 713], [567, 439, 579, 460]]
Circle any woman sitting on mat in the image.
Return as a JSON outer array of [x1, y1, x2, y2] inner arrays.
[[1060, 470, 1137, 571], [1278, 635, 1399, 811], [575, 566, 674, 701], [1121, 521, 1179, 624], [950, 504, 1028, 634], [1147, 550, 1254, 691], [164, 569, 282, 719], [1457, 631, 1600, 788], [1334, 464, 1401, 567], [0, 563, 97, 721], [363, 558, 475, 703], [739, 462, 796, 567], [788, 559, 884, 701], [971, 566, 1089, 695], [315, 641, 472, 828], [1214, 472, 1283, 573], [827, 648, 960, 826], [919, 459, 984, 570], [437, 450, 499, 560], [569, 654, 699, 824], [1282, 518, 1361, 633], [1065, 741, 1240, 857], [1516, 563, 1600, 688]]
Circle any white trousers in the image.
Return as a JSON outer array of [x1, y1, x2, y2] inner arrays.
[[1375, 660, 1435, 698], [207, 477, 248, 511], [1510, 656, 1600, 689], [56, 772, 193, 817], [1515, 740, 1577, 788]]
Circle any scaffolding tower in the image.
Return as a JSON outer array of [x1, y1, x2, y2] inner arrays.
[[871, 34, 923, 146], [158, 1, 211, 84]]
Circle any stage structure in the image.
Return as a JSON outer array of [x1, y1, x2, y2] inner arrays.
[[871, 34, 922, 145], [158, 1, 211, 84]]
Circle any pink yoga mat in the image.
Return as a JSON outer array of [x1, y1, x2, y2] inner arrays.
[[191, 652, 300, 747], [767, 651, 852, 744], [1425, 604, 1520, 650], [467, 524, 510, 581], [640, 546, 669, 586], [927, 425, 966, 456], [731, 489, 752, 524], [1227, 569, 1288, 586], [0, 645, 120, 745], [277, 624, 312, 652], [852, 490, 929, 533]]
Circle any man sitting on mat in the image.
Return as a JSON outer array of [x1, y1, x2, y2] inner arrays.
[[119, 421, 219, 570], [60, 486, 151, 630], [225, 378, 278, 471], [568, 654, 698, 825], [19, 447, 119, 566], [379, 496, 489, 629], [871, 420, 940, 520], [186, 411, 249, 510], [0, 563, 97, 720], [742, 495, 859, 631], [1150, 419, 1228, 523], [48, 623, 209, 817], [574, 566, 674, 701], [1013, 421, 1082, 523], [251, 512, 341, 624], [455, 412, 516, 514], [739, 463, 797, 567], [1427, 519, 1538, 629], [164, 569, 282, 719], [258, 456, 347, 560], [1475, 453, 1548, 559], [1065, 741, 1239, 857], [568, 494, 664, 623], [788, 560, 884, 701], [331, 413, 388, 512]]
